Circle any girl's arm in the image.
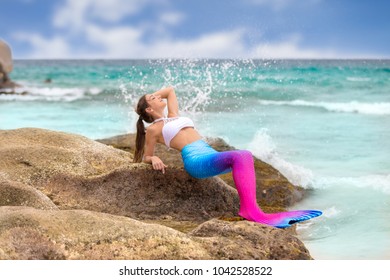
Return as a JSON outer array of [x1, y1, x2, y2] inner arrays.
[[143, 127, 168, 174], [152, 86, 178, 117]]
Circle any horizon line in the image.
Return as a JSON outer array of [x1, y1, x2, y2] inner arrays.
[[12, 57, 390, 61]]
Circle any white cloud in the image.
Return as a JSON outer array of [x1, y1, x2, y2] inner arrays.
[[247, 0, 294, 10], [246, 0, 322, 11], [53, 0, 89, 29], [249, 33, 379, 59], [13, 33, 70, 58], [35, 0, 249, 59], [14, 26, 354, 59], [251, 34, 339, 59], [84, 24, 145, 58], [159, 11, 185, 26], [14, 0, 367, 59], [54, 0, 155, 30], [14, 27, 244, 59], [146, 29, 246, 59], [88, 0, 150, 22]]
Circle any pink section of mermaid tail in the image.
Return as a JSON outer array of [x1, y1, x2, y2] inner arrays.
[[181, 140, 322, 228], [230, 150, 322, 228]]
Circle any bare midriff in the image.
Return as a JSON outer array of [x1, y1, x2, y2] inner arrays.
[[168, 127, 202, 151]]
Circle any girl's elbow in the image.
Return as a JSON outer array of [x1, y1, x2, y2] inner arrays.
[[142, 155, 152, 164], [168, 86, 175, 94]]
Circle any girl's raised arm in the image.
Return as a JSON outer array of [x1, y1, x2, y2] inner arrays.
[[152, 86, 178, 117]]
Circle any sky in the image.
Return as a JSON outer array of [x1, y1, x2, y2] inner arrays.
[[1, 0, 390, 59]]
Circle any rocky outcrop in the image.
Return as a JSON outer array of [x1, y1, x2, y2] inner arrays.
[[0, 128, 133, 186], [0, 207, 311, 260], [44, 167, 239, 221], [0, 40, 13, 73], [0, 128, 239, 221], [189, 219, 312, 260], [0, 176, 57, 210], [0, 128, 314, 260], [0, 207, 208, 260], [98, 133, 306, 211], [0, 39, 19, 91]]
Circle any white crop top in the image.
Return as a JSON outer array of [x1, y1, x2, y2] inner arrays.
[[152, 117, 195, 148]]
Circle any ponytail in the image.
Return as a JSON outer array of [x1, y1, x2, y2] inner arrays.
[[133, 116, 146, 163], [133, 94, 153, 163]]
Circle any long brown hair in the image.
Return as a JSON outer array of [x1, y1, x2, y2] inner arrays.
[[133, 95, 154, 162]]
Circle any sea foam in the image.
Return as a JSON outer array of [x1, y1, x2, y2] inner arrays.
[[248, 129, 314, 187], [247, 128, 390, 195], [315, 174, 390, 195], [258, 99, 390, 115], [0, 86, 102, 102]]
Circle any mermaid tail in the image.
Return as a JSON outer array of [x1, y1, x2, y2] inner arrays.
[[239, 209, 323, 229], [181, 140, 322, 228]]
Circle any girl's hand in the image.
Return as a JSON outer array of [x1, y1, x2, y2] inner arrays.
[[151, 156, 168, 174]]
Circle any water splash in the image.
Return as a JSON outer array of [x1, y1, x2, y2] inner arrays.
[[248, 128, 314, 187], [115, 59, 266, 115]]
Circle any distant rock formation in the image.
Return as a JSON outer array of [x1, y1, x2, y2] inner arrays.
[[0, 39, 20, 91]]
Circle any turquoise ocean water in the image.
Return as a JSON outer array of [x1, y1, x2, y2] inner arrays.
[[1, 59, 389, 259]]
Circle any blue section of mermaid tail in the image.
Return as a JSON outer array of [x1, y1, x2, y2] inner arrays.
[[239, 209, 322, 228], [264, 210, 323, 229], [181, 139, 232, 179]]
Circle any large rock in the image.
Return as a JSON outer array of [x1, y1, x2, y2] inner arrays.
[[0, 39, 20, 90], [97, 133, 305, 211], [190, 219, 312, 260], [0, 176, 57, 210], [0, 128, 316, 260], [0, 40, 13, 73], [0, 128, 239, 221], [0, 207, 208, 260], [44, 166, 240, 221], [0, 128, 134, 187], [0, 207, 311, 260]]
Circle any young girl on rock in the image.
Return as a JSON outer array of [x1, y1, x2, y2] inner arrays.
[[134, 86, 321, 228]]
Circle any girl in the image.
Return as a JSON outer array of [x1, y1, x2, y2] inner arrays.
[[134, 86, 321, 228]]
